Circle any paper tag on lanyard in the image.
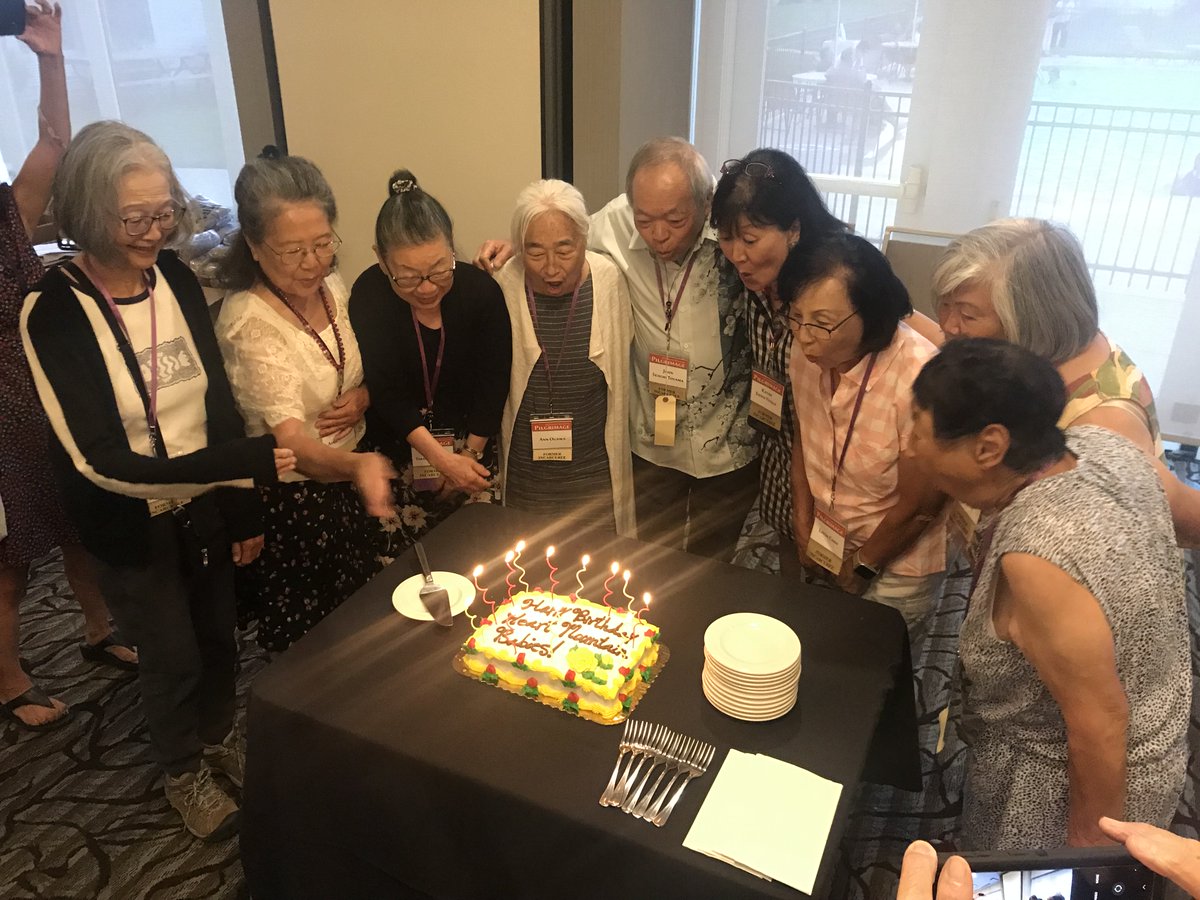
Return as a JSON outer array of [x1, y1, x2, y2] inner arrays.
[[807, 507, 848, 575], [531, 415, 573, 461], [648, 352, 688, 400], [412, 429, 455, 492], [749, 368, 785, 433]]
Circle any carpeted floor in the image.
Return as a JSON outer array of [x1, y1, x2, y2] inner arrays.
[[2, 455, 1198, 899]]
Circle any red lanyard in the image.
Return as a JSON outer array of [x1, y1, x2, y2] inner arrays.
[[411, 306, 446, 422], [653, 247, 700, 342], [828, 353, 877, 506], [264, 277, 346, 394], [525, 280, 581, 411], [76, 258, 161, 452]]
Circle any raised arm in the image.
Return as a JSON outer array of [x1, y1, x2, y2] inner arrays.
[[11, 1, 69, 237]]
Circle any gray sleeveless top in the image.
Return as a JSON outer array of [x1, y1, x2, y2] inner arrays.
[[959, 426, 1189, 850]]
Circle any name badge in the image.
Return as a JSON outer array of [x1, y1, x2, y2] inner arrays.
[[807, 507, 847, 575], [749, 368, 785, 433], [531, 415, 573, 461], [412, 429, 455, 492], [147, 498, 187, 517], [653, 395, 677, 447], [648, 352, 688, 400]]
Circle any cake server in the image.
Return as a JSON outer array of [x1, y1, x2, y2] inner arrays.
[[414, 541, 453, 627]]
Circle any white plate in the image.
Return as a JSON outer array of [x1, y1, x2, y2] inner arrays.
[[703, 680, 798, 721], [703, 613, 801, 676], [392, 571, 475, 621], [703, 668, 798, 709], [704, 649, 801, 686]]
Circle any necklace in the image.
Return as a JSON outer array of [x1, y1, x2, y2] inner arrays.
[[262, 276, 346, 394]]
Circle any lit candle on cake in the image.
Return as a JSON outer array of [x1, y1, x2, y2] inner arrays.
[[472, 564, 494, 613], [620, 569, 634, 613], [465, 596, 479, 629], [573, 554, 589, 600], [602, 561, 619, 606], [636, 592, 651, 624], [513, 540, 530, 591], [545, 545, 559, 594], [504, 551, 516, 600]]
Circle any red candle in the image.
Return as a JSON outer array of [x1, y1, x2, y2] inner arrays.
[[504, 551, 516, 600], [636, 592, 651, 624], [602, 561, 619, 607]]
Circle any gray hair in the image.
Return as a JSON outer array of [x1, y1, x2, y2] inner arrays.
[[510, 179, 589, 252], [374, 168, 454, 254], [216, 149, 338, 290], [624, 136, 713, 214], [53, 120, 196, 265], [931, 218, 1098, 364]]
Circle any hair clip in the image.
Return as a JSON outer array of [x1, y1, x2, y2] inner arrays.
[[390, 178, 417, 196], [259, 145, 283, 160]]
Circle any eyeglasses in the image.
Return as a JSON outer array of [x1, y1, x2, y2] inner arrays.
[[262, 234, 342, 268], [387, 258, 456, 291], [786, 310, 857, 341], [120, 206, 180, 237], [720, 159, 776, 179]]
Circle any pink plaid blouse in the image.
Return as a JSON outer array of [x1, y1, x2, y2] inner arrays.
[[790, 322, 946, 577]]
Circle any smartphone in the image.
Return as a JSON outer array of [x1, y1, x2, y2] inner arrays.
[[0, 0, 24, 37], [938, 847, 1165, 899]]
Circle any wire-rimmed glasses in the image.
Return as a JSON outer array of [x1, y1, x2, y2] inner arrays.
[[386, 258, 456, 292], [787, 310, 858, 341], [262, 234, 343, 268], [120, 206, 180, 237]]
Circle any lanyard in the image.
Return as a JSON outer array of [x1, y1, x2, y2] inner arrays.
[[653, 247, 700, 343], [525, 280, 581, 411], [828, 353, 877, 506], [75, 258, 161, 453], [263, 276, 346, 395], [411, 306, 446, 422]]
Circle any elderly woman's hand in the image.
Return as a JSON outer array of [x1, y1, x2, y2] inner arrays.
[[315, 386, 369, 440], [472, 240, 514, 274], [438, 449, 490, 495], [273, 447, 297, 478], [897, 841, 972, 900], [17, 1, 62, 57], [352, 451, 397, 519]]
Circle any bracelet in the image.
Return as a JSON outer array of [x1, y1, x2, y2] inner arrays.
[[459, 446, 483, 462], [38, 106, 66, 149]]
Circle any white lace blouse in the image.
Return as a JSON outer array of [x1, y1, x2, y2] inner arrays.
[[216, 273, 366, 481]]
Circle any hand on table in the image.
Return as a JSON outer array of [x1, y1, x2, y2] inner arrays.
[[472, 240, 514, 274], [316, 386, 369, 440], [897, 840, 972, 900], [232, 534, 264, 566], [17, 1, 62, 57]]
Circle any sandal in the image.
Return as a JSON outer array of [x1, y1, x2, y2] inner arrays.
[[0, 684, 73, 732], [79, 633, 139, 672]]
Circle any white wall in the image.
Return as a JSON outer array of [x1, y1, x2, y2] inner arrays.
[[268, 1, 542, 280]]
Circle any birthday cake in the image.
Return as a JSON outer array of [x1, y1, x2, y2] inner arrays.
[[459, 590, 663, 723]]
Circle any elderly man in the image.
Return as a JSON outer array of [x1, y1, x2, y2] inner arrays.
[[477, 138, 758, 560]]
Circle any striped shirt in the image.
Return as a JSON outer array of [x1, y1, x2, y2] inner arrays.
[[505, 278, 613, 520], [790, 322, 945, 577], [746, 288, 795, 540]]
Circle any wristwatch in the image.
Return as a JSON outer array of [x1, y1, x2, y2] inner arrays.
[[459, 446, 484, 462], [851, 550, 880, 582]]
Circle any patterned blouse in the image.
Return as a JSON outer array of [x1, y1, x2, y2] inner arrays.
[[1060, 338, 1163, 457], [745, 287, 795, 540]]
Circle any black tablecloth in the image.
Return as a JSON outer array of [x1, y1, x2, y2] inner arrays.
[[242, 504, 919, 899]]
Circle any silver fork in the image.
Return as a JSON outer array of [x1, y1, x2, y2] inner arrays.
[[621, 729, 683, 814], [609, 723, 671, 808], [598, 719, 641, 806], [652, 740, 717, 827], [633, 735, 697, 819]]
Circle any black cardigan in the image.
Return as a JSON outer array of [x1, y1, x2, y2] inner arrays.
[[349, 262, 512, 466], [21, 250, 277, 566]]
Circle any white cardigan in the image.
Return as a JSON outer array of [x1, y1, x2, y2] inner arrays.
[[495, 252, 636, 537]]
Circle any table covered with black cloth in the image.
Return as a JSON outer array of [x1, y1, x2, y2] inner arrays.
[[241, 504, 920, 899]]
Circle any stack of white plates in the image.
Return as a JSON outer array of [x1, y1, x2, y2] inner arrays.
[[702, 613, 801, 722]]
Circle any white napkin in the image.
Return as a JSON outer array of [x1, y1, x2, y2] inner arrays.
[[682, 749, 843, 895]]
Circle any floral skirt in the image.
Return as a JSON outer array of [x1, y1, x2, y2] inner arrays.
[[235, 479, 386, 652]]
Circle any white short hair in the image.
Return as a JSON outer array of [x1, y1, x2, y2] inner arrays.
[[931, 217, 1098, 364], [510, 179, 589, 252]]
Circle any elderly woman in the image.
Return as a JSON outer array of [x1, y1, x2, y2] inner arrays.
[[932, 217, 1200, 547], [350, 170, 511, 540], [20, 122, 294, 840], [215, 150, 395, 652], [493, 180, 634, 534], [1, 0, 137, 734], [783, 233, 946, 626], [908, 338, 1188, 849], [711, 148, 847, 566]]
